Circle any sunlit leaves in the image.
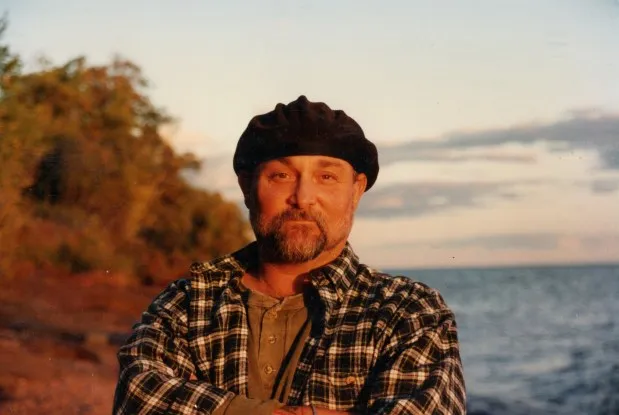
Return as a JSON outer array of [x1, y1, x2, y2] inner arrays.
[[0, 18, 249, 283]]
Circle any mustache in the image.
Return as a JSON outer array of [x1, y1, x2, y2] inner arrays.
[[275, 209, 328, 228], [271, 209, 328, 234], [278, 209, 321, 222]]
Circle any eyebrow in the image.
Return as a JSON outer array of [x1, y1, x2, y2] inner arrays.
[[272, 157, 347, 170], [317, 159, 346, 169], [276, 158, 345, 168]]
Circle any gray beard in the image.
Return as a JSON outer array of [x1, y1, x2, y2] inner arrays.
[[251, 209, 328, 264]]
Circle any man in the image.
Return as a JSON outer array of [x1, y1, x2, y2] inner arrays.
[[113, 96, 466, 414]]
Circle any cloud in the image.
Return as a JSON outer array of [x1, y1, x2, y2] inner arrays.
[[379, 110, 619, 170], [568, 178, 619, 195], [357, 180, 532, 218], [181, 110, 619, 220], [580, 234, 619, 248], [589, 179, 619, 194], [374, 232, 619, 253], [439, 233, 558, 251], [379, 148, 538, 165], [441, 153, 536, 163]]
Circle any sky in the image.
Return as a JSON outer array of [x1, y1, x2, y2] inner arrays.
[[4, 0, 619, 268]]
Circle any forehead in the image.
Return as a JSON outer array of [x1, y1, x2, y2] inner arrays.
[[259, 155, 354, 171]]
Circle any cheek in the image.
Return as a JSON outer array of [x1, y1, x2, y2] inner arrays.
[[256, 185, 289, 214], [323, 190, 355, 216]]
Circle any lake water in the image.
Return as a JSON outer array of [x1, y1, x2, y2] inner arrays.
[[390, 264, 619, 415]]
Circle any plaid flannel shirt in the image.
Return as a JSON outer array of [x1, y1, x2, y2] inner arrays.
[[113, 242, 466, 414]]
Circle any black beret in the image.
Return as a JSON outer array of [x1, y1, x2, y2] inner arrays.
[[233, 95, 379, 191]]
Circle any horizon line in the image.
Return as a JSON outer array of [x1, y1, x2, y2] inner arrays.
[[383, 260, 619, 273]]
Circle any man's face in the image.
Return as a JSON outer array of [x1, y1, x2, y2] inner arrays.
[[242, 155, 367, 264]]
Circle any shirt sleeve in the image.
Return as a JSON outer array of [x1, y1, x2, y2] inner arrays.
[[113, 280, 235, 414], [366, 287, 466, 415]]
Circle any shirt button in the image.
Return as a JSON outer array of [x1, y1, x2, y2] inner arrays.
[[267, 335, 277, 344], [266, 310, 278, 320], [264, 364, 274, 375], [345, 376, 356, 385]]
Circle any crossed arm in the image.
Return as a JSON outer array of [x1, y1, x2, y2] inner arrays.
[[273, 407, 351, 415], [113, 281, 465, 414]]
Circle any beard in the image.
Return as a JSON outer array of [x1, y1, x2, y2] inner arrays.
[[251, 208, 332, 264]]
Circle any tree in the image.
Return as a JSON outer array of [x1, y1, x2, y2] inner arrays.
[[0, 17, 250, 283]]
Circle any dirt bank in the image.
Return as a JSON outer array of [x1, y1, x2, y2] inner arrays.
[[0, 271, 162, 414]]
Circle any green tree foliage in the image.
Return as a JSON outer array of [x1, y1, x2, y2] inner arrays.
[[0, 18, 250, 284]]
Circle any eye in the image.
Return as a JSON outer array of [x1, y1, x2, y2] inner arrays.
[[319, 173, 338, 182], [269, 172, 293, 182]]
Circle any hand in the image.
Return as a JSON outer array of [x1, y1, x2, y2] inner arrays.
[[273, 407, 306, 415]]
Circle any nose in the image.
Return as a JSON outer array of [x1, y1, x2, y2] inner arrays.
[[290, 175, 317, 209]]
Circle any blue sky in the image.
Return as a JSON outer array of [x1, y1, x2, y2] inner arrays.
[[5, 0, 619, 268]]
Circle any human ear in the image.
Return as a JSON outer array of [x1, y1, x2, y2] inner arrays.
[[352, 173, 367, 208], [237, 172, 253, 209]]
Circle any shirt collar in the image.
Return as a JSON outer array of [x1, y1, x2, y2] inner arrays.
[[309, 242, 359, 302], [194, 241, 360, 303]]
